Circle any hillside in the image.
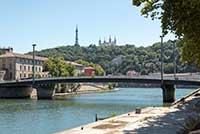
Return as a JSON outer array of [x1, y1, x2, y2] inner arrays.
[[28, 41, 197, 75]]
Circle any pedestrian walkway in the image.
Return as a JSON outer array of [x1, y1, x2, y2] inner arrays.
[[56, 89, 200, 134]]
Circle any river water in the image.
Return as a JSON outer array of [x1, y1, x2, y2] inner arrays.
[[0, 88, 195, 134]]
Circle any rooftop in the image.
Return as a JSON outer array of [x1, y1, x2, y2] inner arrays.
[[84, 66, 95, 70], [65, 61, 84, 67], [0, 52, 48, 61]]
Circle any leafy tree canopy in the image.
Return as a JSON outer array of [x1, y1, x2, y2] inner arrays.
[[44, 56, 75, 77], [29, 42, 197, 75], [76, 59, 105, 76], [132, 0, 200, 67]]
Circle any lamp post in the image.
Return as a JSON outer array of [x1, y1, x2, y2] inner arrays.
[[172, 41, 177, 80], [160, 35, 164, 85], [32, 44, 36, 86]]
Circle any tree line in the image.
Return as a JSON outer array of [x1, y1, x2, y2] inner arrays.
[[28, 40, 197, 76]]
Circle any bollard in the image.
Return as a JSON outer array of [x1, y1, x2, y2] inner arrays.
[[135, 107, 141, 114], [95, 113, 98, 122]]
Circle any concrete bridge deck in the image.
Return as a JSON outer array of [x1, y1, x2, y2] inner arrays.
[[0, 76, 199, 102], [0, 76, 200, 86]]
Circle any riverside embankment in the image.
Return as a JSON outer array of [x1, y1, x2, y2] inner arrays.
[[54, 83, 116, 99], [56, 88, 200, 134], [0, 88, 194, 134]]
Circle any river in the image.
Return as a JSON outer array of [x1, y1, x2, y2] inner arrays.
[[0, 88, 195, 134]]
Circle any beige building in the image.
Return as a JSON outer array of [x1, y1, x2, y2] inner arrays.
[[65, 61, 85, 76], [0, 48, 49, 80]]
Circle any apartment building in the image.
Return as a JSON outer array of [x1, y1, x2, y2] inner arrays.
[[0, 48, 49, 80]]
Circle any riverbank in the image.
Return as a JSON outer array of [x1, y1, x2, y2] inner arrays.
[[0, 88, 194, 134], [53, 83, 117, 99], [56, 88, 200, 134]]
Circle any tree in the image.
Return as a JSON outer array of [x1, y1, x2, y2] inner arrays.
[[29, 41, 197, 75], [132, 0, 200, 67], [76, 59, 105, 76], [44, 56, 75, 77]]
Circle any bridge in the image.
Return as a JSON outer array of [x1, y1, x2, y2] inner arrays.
[[0, 76, 200, 103], [1, 76, 200, 86]]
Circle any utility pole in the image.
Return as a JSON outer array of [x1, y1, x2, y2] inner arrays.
[[160, 35, 164, 85], [172, 41, 177, 80], [32, 44, 36, 86]]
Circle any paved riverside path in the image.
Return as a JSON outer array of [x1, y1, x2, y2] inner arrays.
[[55, 89, 200, 134]]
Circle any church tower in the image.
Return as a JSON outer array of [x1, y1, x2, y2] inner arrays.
[[99, 38, 102, 45], [109, 35, 112, 44], [75, 25, 79, 46], [103, 37, 106, 44], [114, 36, 117, 45]]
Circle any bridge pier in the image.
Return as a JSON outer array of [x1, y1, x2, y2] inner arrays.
[[162, 84, 175, 103], [36, 85, 55, 99]]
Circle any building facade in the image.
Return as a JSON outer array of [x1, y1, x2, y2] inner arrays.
[[84, 67, 95, 76], [65, 61, 85, 76], [0, 48, 49, 80]]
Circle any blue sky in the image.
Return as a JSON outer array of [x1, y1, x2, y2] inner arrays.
[[0, 0, 174, 53]]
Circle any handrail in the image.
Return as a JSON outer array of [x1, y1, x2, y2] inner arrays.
[[171, 88, 200, 106]]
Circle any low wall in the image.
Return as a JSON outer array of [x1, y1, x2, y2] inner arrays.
[[0, 85, 55, 99]]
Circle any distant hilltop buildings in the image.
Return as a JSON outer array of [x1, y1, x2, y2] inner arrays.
[[99, 36, 117, 46], [73, 25, 117, 46]]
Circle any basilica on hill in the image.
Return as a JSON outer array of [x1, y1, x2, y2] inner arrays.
[[98, 36, 117, 46], [74, 25, 117, 46]]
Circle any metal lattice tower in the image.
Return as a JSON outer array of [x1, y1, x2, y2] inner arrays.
[[75, 25, 79, 46]]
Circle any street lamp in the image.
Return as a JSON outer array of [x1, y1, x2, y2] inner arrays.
[[172, 41, 177, 80], [32, 44, 36, 86], [160, 35, 164, 85], [169, 40, 177, 80]]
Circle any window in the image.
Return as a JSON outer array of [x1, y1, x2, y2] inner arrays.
[[16, 58, 20, 63], [20, 65, 22, 71], [2, 58, 6, 63], [39, 67, 41, 72], [24, 66, 26, 71], [35, 67, 37, 72], [2, 64, 6, 69], [28, 74, 32, 77], [9, 64, 12, 70], [10, 72, 12, 79], [24, 74, 26, 78], [28, 66, 30, 71], [20, 73, 22, 78]]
